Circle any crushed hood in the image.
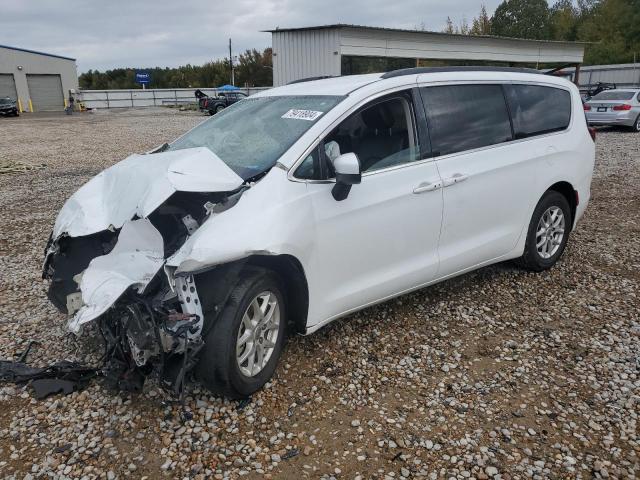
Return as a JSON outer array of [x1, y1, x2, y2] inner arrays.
[[53, 147, 243, 239]]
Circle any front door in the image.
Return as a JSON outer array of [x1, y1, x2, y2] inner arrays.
[[298, 91, 444, 328]]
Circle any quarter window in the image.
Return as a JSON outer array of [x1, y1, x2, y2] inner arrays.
[[420, 85, 513, 157], [505, 84, 571, 138]]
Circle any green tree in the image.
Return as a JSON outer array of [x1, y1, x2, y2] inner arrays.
[[443, 16, 455, 34], [578, 0, 640, 64], [550, 0, 580, 40], [491, 0, 551, 39], [235, 48, 273, 87], [470, 4, 492, 35]]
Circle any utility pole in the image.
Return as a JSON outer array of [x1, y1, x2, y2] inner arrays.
[[229, 38, 234, 86]]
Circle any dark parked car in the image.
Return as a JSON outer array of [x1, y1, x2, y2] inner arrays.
[[0, 97, 19, 116], [582, 82, 617, 101], [195, 89, 247, 115]]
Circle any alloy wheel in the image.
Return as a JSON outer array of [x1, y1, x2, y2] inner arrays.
[[236, 291, 280, 377], [535, 206, 565, 259]]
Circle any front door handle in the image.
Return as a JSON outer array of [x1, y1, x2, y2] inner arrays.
[[413, 181, 442, 194], [442, 173, 469, 187]]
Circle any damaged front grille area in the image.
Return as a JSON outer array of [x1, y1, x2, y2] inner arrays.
[[39, 186, 247, 398], [99, 280, 204, 397]]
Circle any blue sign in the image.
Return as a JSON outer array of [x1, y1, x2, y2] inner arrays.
[[135, 71, 151, 84]]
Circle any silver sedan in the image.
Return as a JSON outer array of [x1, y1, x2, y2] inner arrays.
[[585, 89, 640, 132]]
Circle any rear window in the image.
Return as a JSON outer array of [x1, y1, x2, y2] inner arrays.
[[591, 91, 635, 101], [420, 85, 513, 156], [505, 84, 571, 138]]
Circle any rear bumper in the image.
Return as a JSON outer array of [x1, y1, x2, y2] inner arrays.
[[586, 111, 637, 127]]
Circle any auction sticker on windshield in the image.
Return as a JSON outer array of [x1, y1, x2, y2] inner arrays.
[[282, 109, 324, 121]]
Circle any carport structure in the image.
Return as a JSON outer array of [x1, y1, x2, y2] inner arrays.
[[266, 25, 586, 87]]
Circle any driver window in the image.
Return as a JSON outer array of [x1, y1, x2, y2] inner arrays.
[[326, 93, 418, 174]]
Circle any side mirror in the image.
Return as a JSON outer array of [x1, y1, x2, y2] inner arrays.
[[331, 152, 361, 201]]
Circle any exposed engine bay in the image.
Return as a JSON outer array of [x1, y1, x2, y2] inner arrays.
[[41, 147, 249, 396]]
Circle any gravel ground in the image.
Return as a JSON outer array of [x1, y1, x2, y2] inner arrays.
[[0, 109, 638, 480]]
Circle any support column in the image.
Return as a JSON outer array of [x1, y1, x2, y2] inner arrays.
[[573, 63, 581, 86]]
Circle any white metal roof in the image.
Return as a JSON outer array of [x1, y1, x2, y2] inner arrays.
[[253, 74, 383, 97], [265, 24, 590, 46]]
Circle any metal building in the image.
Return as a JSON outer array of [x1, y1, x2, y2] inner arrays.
[[266, 24, 586, 86], [558, 63, 640, 89], [0, 45, 78, 112]]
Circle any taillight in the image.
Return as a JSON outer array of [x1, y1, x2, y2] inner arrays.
[[588, 127, 596, 142], [583, 104, 591, 111], [612, 104, 632, 111]]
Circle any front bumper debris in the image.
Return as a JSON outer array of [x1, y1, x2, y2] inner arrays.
[[40, 147, 247, 397]]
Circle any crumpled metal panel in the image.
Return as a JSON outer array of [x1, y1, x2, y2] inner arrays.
[[53, 147, 243, 239], [69, 218, 165, 332]]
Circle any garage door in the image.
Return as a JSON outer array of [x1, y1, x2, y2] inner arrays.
[[26, 74, 64, 111], [0, 74, 17, 100]]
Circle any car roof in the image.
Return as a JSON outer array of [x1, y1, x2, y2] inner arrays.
[[253, 74, 383, 97], [253, 68, 575, 98]]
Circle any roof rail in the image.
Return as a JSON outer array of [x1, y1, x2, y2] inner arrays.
[[287, 75, 336, 85], [381, 66, 543, 79]]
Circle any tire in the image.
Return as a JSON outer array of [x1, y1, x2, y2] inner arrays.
[[516, 190, 571, 272], [195, 267, 287, 398], [631, 114, 640, 132], [214, 104, 225, 114]]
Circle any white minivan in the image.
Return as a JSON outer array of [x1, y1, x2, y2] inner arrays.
[[44, 67, 595, 398]]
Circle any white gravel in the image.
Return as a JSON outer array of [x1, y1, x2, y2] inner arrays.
[[0, 110, 638, 479]]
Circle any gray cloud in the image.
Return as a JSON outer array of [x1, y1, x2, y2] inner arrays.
[[1, 0, 504, 72]]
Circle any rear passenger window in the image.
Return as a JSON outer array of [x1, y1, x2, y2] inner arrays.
[[420, 85, 513, 156], [505, 84, 571, 138]]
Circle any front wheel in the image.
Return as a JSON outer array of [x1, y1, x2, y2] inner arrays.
[[516, 190, 571, 272], [214, 104, 225, 114], [195, 268, 287, 398]]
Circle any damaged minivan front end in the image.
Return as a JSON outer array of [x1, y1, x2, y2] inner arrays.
[[43, 146, 247, 395]]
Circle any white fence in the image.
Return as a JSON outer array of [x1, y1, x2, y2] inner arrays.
[[77, 87, 271, 109]]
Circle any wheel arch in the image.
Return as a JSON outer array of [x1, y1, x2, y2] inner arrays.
[[547, 181, 577, 230], [192, 253, 309, 335], [244, 254, 309, 335]]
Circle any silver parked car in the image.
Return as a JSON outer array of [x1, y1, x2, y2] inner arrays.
[[584, 89, 640, 132]]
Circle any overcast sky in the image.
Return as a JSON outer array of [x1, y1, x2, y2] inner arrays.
[[1, 0, 505, 72]]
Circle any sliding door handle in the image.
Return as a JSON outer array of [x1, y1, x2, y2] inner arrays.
[[442, 173, 469, 187], [413, 181, 442, 194]]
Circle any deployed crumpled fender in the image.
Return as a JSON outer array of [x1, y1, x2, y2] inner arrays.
[[69, 218, 164, 332], [166, 167, 314, 275], [52, 147, 243, 239]]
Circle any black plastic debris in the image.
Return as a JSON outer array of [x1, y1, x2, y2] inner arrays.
[[282, 448, 299, 460], [0, 359, 98, 399]]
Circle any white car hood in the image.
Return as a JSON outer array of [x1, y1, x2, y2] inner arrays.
[[53, 147, 243, 239]]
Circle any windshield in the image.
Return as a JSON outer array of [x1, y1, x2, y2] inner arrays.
[[591, 91, 636, 101], [0, 98, 12, 105], [170, 95, 344, 179]]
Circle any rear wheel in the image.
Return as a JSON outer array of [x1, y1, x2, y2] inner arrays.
[[516, 190, 571, 272], [195, 268, 287, 398], [632, 114, 640, 132], [215, 104, 225, 114]]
